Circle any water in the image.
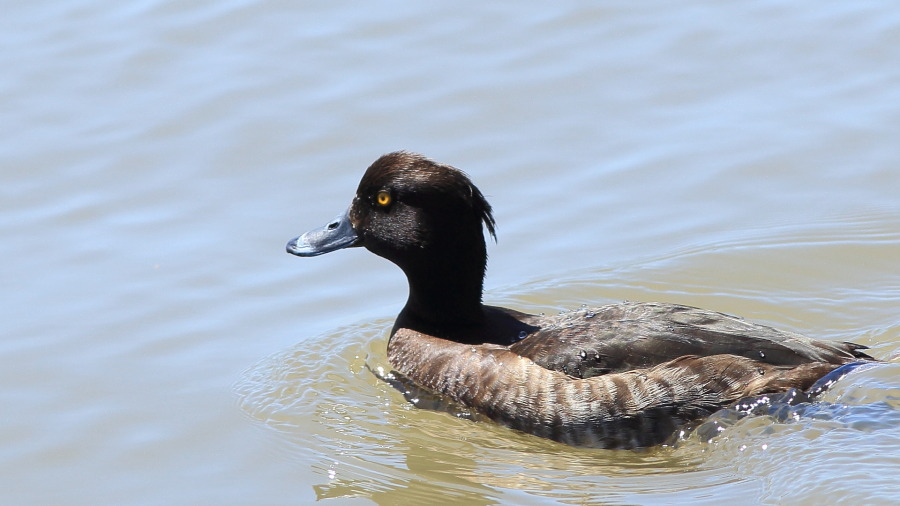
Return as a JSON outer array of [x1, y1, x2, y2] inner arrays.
[[2, 1, 899, 504]]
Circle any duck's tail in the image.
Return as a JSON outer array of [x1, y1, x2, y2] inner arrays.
[[805, 360, 878, 400]]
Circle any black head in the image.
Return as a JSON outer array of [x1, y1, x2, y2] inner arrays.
[[350, 151, 495, 261], [287, 151, 497, 327]]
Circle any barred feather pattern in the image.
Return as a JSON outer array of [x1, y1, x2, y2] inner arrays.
[[388, 329, 838, 449]]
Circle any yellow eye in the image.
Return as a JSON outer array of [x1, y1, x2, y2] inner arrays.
[[375, 190, 391, 207]]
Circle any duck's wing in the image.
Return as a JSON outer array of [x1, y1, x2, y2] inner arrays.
[[508, 302, 871, 379], [388, 328, 838, 448]]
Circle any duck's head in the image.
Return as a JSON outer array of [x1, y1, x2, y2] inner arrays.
[[287, 151, 497, 327]]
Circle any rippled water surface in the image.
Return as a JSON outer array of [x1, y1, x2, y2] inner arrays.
[[3, 1, 899, 504]]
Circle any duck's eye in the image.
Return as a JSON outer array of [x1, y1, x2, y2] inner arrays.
[[375, 190, 391, 207]]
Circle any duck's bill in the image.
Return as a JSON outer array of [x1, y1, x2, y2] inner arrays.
[[286, 208, 361, 257]]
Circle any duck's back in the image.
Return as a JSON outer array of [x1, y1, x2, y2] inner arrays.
[[508, 302, 870, 379]]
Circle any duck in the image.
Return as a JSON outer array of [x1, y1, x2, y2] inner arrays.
[[286, 151, 873, 449]]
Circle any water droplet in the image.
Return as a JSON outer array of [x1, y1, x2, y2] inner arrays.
[[759, 351, 766, 358], [757, 368, 765, 375], [579, 350, 588, 359], [517, 331, 527, 340], [584, 311, 596, 319]]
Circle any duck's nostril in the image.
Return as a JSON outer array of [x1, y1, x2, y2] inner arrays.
[[327, 221, 338, 230]]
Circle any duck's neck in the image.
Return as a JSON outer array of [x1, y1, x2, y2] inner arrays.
[[395, 243, 488, 337]]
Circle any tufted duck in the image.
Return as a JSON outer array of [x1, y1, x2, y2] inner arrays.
[[286, 151, 872, 448]]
